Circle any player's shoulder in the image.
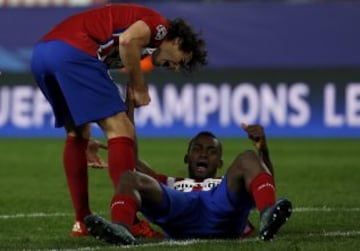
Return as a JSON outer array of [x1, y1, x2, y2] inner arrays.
[[107, 3, 168, 30], [107, 3, 163, 16]]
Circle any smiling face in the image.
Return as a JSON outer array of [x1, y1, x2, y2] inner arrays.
[[151, 38, 192, 71], [185, 133, 223, 180]]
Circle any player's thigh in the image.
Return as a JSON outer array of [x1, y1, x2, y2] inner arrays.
[[49, 41, 126, 127], [31, 43, 72, 127], [201, 176, 254, 236], [141, 185, 199, 224], [135, 172, 164, 204], [205, 175, 254, 213]]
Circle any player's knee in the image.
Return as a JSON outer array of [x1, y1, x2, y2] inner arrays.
[[117, 171, 139, 192], [79, 124, 91, 139], [136, 173, 160, 192], [234, 150, 261, 173], [65, 123, 91, 139], [116, 171, 152, 193], [98, 112, 135, 139], [240, 150, 258, 160]]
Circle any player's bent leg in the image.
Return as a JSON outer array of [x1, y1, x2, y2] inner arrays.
[[111, 171, 165, 238], [259, 198, 292, 241], [225, 150, 292, 240], [97, 112, 136, 188], [121, 171, 165, 204], [120, 172, 166, 238], [84, 214, 137, 245], [226, 150, 265, 195]]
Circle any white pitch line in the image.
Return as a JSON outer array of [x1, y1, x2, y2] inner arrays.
[[1, 207, 359, 219], [0, 212, 73, 219], [21, 230, 360, 251], [293, 207, 360, 212]]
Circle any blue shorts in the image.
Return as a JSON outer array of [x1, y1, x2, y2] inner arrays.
[[31, 40, 126, 127], [141, 175, 255, 239]]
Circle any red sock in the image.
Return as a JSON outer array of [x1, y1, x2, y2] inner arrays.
[[63, 136, 91, 222], [108, 137, 135, 188], [111, 194, 138, 227], [250, 172, 276, 212]]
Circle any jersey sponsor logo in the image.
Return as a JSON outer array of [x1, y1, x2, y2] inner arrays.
[[171, 178, 222, 192], [155, 25, 167, 41]]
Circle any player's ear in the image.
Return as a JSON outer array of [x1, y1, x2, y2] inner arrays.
[[184, 154, 189, 164]]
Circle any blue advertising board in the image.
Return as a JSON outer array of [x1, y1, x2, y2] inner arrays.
[[0, 70, 359, 138]]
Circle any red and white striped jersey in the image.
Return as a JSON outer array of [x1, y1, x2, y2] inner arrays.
[[156, 175, 222, 192], [41, 4, 168, 68]]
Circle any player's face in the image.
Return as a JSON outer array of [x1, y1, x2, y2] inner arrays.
[[152, 39, 192, 71], [186, 135, 223, 180]]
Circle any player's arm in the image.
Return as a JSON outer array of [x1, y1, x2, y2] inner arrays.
[[125, 85, 167, 182], [241, 123, 274, 176], [119, 20, 151, 107], [136, 159, 168, 183], [136, 159, 157, 177]]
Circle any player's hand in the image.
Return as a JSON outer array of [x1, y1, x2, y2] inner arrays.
[[241, 123, 267, 151], [133, 84, 151, 107], [87, 139, 108, 169]]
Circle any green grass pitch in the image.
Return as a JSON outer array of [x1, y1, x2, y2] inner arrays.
[[0, 137, 359, 251]]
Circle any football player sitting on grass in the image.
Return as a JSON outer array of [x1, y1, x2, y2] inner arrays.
[[86, 139, 164, 239], [83, 87, 293, 245]]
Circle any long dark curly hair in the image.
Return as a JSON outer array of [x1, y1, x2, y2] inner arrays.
[[167, 18, 208, 72]]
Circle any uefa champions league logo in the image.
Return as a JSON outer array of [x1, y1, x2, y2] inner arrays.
[[155, 25, 167, 40]]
